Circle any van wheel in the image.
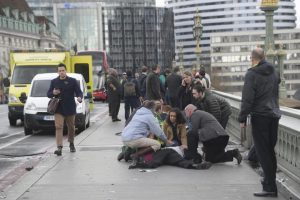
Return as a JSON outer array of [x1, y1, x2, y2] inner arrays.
[[9, 117, 17, 126], [24, 127, 33, 135]]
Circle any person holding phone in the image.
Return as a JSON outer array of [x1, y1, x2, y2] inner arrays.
[[178, 71, 194, 110], [47, 63, 83, 156]]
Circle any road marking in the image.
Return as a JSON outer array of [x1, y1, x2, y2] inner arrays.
[[0, 134, 30, 150], [0, 131, 24, 139]]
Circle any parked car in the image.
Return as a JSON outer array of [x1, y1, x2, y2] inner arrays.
[[23, 73, 92, 135], [93, 87, 107, 102]]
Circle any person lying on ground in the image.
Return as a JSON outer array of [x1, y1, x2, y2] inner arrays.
[[128, 146, 212, 170]]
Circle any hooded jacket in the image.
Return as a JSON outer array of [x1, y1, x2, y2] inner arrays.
[[238, 60, 281, 123], [121, 107, 168, 143]]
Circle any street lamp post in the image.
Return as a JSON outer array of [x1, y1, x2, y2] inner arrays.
[[277, 44, 287, 98], [261, 0, 287, 98], [260, 0, 278, 66], [178, 44, 184, 72], [193, 9, 203, 71]]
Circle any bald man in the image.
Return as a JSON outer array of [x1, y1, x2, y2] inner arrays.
[[238, 47, 281, 197], [184, 104, 242, 165]]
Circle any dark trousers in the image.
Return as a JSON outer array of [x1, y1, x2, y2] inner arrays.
[[169, 96, 179, 108], [220, 115, 230, 129], [203, 135, 235, 163], [145, 149, 194, 169], [111, 97, 121, 120], [251, 115, 279, 192], [124, 97, 140, 120]]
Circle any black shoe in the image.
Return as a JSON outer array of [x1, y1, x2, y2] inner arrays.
[[54, 146, 62, 156], [233, 149, 242, 165], [112, 118, 121, 122], [253, 191, 277, 197], [69, 143, 76, 152], [192, 161, 212, 170], [117, 152, 124, 161]]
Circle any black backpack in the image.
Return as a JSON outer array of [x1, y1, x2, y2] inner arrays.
[[124, 80, 136, 97]]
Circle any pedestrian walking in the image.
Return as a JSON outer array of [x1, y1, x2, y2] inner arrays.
[[238, 47, 281, 197], [47, 63, 83, 156]]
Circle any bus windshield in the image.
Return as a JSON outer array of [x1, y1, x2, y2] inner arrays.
[[77, 51, 103, 67], [11, 65, 57, 84]]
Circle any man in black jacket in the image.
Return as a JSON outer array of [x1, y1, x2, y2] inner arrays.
[[192, 84, 232, 129], [238, 47, 281, 197], [184, 104, 242, 165], [165, 66, 182, 108], [146, 64, 162, 101], [47, 63, 83, 156]]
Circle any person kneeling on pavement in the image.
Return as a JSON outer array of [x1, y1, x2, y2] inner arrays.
[[184, 104, 242, 165], [128, 146, 212, 170], [121, 100, 172, 165]]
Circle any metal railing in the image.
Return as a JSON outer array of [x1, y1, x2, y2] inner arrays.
[[0, 16, 39, 34], [213, 90, 300, 183]]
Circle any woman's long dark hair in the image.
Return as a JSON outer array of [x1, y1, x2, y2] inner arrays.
[[166, 108, 186, 125]]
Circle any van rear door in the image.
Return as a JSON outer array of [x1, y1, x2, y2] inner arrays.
[[71, 56, 93, 95]]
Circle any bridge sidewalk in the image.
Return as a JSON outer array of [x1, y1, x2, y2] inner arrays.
[[3, 106, 288, 200]]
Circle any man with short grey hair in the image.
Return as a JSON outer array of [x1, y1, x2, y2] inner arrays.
[[239, 47, 281, 197]]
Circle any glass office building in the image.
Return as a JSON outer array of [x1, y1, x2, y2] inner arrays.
[[210, 29, 300, 97], [166, 0, 296, 69], [105, 7, 174, 72]]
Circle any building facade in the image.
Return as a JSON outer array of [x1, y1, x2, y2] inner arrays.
[[166, 0, 296, 71], [0, 0, 63, 77], [210, 29, 300, 97], [106, 6, 174, 72]]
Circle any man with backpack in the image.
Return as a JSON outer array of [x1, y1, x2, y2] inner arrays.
[[123, 70, 140, 121]]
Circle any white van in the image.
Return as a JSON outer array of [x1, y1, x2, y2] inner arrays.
[[23, 73, 91, 135]]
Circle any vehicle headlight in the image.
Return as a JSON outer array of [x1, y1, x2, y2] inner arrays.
[[8, 94, 20, 103], [25, 102, 37, 111]]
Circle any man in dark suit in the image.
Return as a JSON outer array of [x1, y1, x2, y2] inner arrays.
[[239, 47, 281, 197], [184, 104, 242, 165]]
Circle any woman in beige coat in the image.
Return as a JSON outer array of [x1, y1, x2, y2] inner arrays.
[[162, 108, 188, 150]]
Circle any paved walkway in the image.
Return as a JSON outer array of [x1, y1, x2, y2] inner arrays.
[[3, 107, 287, 200]]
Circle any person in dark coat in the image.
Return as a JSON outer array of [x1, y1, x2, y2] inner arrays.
[[123, 70, 140, 121], [184, 104, 242, 165], [178, 71, 194, 110], [107, 68, 122, 122], [165, 66, 182, 108], [146, 64, 162, 101], [192, 84, 232, 129], [137, 66, 148, 101], [47, 63, 83, 156], [238, 47, 281, 197]]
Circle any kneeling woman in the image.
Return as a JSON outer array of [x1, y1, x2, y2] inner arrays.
[[121, 100, 171, 162], [163, 108, 188, 150]]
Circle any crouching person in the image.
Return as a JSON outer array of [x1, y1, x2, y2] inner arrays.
[[121, 100, 172, 165], [184, 104, 242, 165]]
